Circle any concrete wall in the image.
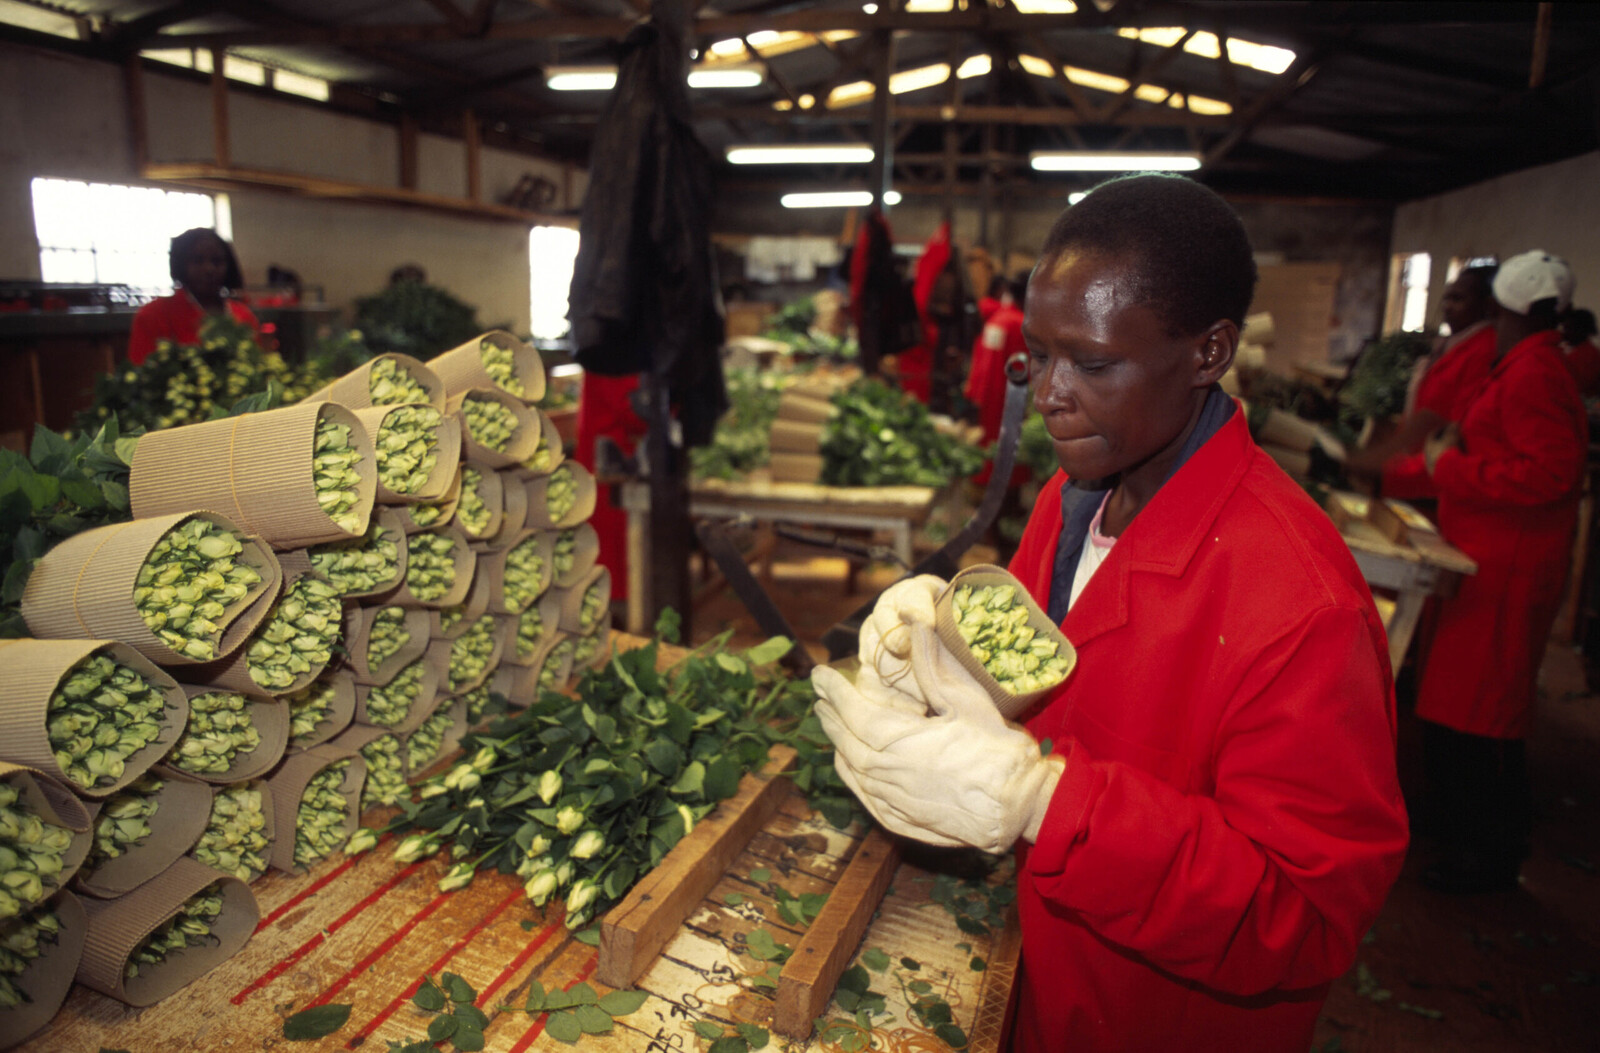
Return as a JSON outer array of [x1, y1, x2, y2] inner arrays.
[[1391, 151, 1600, 326], [0, 41, 584, 334]]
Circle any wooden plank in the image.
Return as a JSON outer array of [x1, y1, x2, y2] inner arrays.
[[597, 745, 798, 988], [968, 904, 1024, 1050], [772, 827, 901, 1038], [210, 48, 229, 168], [463, 107, 482, 201], [398, 112, 419, 189]]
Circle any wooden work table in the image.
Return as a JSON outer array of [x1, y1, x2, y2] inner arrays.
[[21, 634, 1020, 1052]]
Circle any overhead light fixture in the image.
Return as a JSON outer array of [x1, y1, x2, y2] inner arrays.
[[781, 190, 903, 209], [546, 65, 764, 90], [1030, 151, 1202, 172], [1068, 192, 1089, 205], [728, 145, 874, 164]]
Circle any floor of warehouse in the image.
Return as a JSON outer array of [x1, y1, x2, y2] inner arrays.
[[685, 536, 1600, 1053]]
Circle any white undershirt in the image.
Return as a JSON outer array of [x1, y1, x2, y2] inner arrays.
[[1068, 492, 1116, 611]]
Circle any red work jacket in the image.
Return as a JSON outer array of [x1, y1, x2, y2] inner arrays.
[[1006, 409, 1407, 1053], [1413, 323, 1498, 421], [1405, 330, 1587, 737], [127, 292, 260, 365], [964, 302, 1025, 448], [575, 372, 647, 602]]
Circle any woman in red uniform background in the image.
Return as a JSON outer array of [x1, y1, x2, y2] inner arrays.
[[813, 175, 1406, 1052], [127, 227, 260, 365], [1387, 251, 1586, 893]]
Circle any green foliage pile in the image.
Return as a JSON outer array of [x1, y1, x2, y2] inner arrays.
[[821, 379, 985, 487], [352, 282, 483, 359], [1338, 331, 1433, 431], [689, 367, 783, 480]]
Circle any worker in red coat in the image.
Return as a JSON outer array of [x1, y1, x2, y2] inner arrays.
[[574, 371, 647, 604], [1559, 307, 1600, 398], [963, 274, 1025, 450], [812, 176, 1406, 1052], [128, 228, 260, 365], [1387, 250, 1586, 893]]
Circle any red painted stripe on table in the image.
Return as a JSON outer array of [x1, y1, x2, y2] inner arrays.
[[507, 950, 600, 1053], [308, 888, 455, 1012], [476, 918, 565, 1007], [231, 861, 424, 1005], [255, 834, 393, 931], [344, 887, 524, 1050]]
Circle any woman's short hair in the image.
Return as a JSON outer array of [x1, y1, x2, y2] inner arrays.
[[1039, 174, 1257, 337], [169, 228, 244, 290]]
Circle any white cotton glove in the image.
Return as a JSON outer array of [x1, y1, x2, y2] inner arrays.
[[813, 620, 1064, 854], [853, 574, 947, 715]]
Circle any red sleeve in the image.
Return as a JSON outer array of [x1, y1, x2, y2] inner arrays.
[[1380, 451, 1437, 500], [1566, 343, 1600, 399], [1026, 604, 1406, 995], [1007, 470, 1066, 609], [127, 300, 165, 366], [1432, 363, 1587, 506]]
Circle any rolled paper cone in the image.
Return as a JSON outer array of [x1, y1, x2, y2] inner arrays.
[[770, 419, 825, 454], [166, 686, 290, 784], [187, 572, 340, 698], [509, 408, 566, 480], [75, 855, 259, 1006], [301, 352, 446, 412], [0, 640, 188, 798], [128, 402, 379, 548], [262, 745, 365, 874], [523, 462, 597, 530], [394, 464, 463, 535], [73, 767, 213, 898], [776, 391, 836, 423], [295, 507, 410, 602], [354, 404, 462, 503], [769, 452, 825, 483], [556, 566, 611, 635], [568, 625, 610, 673], [327, 723, 410, 796], [429, 330, 546, 404], [453, 462, 505, 542], [404, 694, 468, 777], [550, 522, 600, 589], [484, 529, 555, 614], [474, 470, 529, 552], [504, 597, 554, 668], [449, 387, 539, 469], [429, 573, 492, 641], [443, 614, 506, 695], [393, 523, 476, 609], [933, 564, 1078, 720], [283, 670, 357, 750], [344, 604, 432, 685], [527, 631, 574, 698], [188, 777, 276, 884], [20, 511, 281, 667], [2, 889, 89, 1047], [0, 762, 93, 902], [353, 641, 447, 735]]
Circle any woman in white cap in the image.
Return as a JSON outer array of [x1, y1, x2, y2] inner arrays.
[[1391, 250, 1587, 893]]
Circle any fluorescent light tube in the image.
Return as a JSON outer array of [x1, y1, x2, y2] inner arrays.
[[1030, 151, 1202, 172], [728, 145, 874, 164], [781, 190, 903, 209]]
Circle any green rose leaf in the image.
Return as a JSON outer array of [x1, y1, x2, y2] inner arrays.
[[598, 989, 650, 1016], [282, 1003, 352, 1041], [453, 1020, 487, 1052], [736, 1022, 771, 1049], [568, 981, 599, 1005], [413, 979, 447, 1011], [694, 1020, 724, 1039], [546, 1010, 583, 1045], [443, 971, 475, 1003], [934, 1022, 970, 1048], [428, 1014, 459, 1041], [708, 1038, 748, 1053], [575, 1003, 614, 1034]]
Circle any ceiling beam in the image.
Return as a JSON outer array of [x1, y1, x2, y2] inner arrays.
[[103, 0, 228, 51], [1203, 52, 1323, 168]]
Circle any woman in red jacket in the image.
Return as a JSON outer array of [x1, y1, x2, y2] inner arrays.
[[1388, 251, 1585, 893], [813, 175, 1406, 1052], [128, 228, 260, 365]]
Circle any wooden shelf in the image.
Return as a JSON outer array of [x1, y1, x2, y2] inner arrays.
[[141, 162, 572, 227]]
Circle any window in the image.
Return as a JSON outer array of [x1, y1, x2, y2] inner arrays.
[[528, 226, 581, 341], [30, 178, 227, 297], [1383, 252, 1431, 334]]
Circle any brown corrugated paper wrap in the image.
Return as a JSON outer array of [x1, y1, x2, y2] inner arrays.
[[430, 330, 547, 404], [405, 694, 469, 777], [20, 511, 281, 667], [933, 564, 1077, 720], [262, 745, 366, 874], [443, 615, 506, 695], [353, 642, 448, 735], [0, 640, 188, 798], [354, 404, 462, 503], [284, 670, 356, 750], [450, 388, 540, 469], [395, 464, 462, 535], [128, 402, 379, 549], [1, 889, 88, 1049], [343, 603, 432, 685], [551, 523, 600, 588], [555, 566, 611, 635], [0, 763, 92, 900], [769, 452, 825, 483], [327, 723, 410, 786], [394, 524, 476, 608], [429, 574, 491, 642], [569, 625, 610, 675], [473, 469, 528, 552], [509, 409, 566, 480], [188, 572, 341, 697], [75, 855, 259, 1006], [73, 766, 212, 898], [524, 462, 597, 530], [302, 352, 445, 412], [186, 777, 276, 884], [521, 632, 575, 699], [504, 595, 555, 668], [777, 390, 836, 424], [454, 462, 505, 543], [770, 419, 824, 454], [168, 685, 290, 783], [483, 529, 554, 615], [292, 506, 410, 601]]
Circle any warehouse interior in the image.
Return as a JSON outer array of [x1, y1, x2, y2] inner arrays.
[[2, 1, 1600, 1051]]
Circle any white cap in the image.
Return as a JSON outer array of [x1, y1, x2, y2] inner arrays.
[[1492, 250, 1575, 315]]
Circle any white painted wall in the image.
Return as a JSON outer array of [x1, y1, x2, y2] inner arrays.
[[1391, 150, 1600, 324], [0, 40, 587, 335]]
